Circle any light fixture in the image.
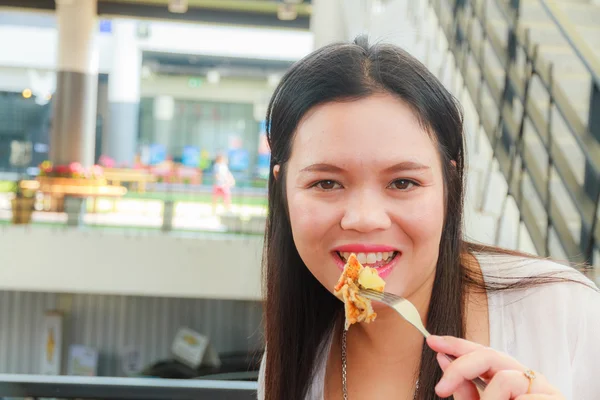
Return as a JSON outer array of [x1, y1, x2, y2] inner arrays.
[[277, 3, 297, 20], [168, 0, 188, 13], [22, 88, 32, 99], [154, 96, 175, 121], [206, 70, 220, 85]]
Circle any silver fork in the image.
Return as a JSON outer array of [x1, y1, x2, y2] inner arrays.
[[359, 288, 488, 391]]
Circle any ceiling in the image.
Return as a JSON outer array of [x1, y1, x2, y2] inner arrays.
[[141, 51, 294, 79], [0, 0, 312, 29]]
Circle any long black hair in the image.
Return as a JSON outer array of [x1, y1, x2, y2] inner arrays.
[[261, 36, 591, 399]]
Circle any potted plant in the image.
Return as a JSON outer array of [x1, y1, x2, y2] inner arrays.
[[37, 161, 106, 186], [11, 179, 36, 224]]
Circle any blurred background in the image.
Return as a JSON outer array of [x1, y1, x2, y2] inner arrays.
[[0, 0, 598, 398]]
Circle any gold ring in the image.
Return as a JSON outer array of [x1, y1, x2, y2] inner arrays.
[[523, 369, 536, 393]]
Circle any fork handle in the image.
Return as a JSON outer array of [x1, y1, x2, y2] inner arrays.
[[442, 353, 488, 391]]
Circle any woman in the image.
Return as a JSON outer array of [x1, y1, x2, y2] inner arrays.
[[212, 154, 235, 213], [258, 36, 600, 399]]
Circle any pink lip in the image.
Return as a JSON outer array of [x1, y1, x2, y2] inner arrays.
[[331, 248, 401, 279], [333, 244, 398, 253]]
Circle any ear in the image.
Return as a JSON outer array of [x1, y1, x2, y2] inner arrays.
[[450, 160, 457, 168], [273, 164, 280, 180]]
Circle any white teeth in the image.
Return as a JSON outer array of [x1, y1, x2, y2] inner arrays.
[[357, 253, 367, 264], [339, 251, 397, 264]]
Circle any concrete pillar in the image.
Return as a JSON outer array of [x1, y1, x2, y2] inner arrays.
[[104, 20, 141, 166], [50, 0, 98, 167], [310, 0, 346, 49], [153, 95, 175, 151]]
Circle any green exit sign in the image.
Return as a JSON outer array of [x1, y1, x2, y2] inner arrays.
[[188, 77, 203, 88]]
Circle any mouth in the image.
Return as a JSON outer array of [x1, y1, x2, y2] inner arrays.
[[336, 251, 399, 268], [332, 246, 401, 279]]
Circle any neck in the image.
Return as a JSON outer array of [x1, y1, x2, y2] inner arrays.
[[345, 266, 436, 364]]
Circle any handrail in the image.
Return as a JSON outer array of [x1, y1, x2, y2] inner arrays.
[[426, 0, 600, 262], [538, 0, 600, 88], [0, 374, 257, 399], [487, 0, 600, 176], [467, 0, 599, 230]]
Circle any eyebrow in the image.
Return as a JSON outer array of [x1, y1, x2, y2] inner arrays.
[[383, 161, 431, 173], [299, 161, 431, 174], [299, 163, 346, 173]]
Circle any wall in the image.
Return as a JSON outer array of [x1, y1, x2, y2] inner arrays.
[[0, 227, 265, 375], [0, 290, 263, 376], [0, 15, 310, 99], [140, 75, 273, 105], [137, 21, 312, 61], [0, 25, 114, 73], [0, 66, 55, 93], [0, 68, 274, 116], [0, 227, 263, 300]]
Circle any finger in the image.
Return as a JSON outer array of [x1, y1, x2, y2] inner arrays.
[[515, 396, 558, 400], [435, 348, 525, 396], [483, 369, 555, 400], [427, 335, 490, 358], [480, 370, 530, 400], [437, 352, 451, 370], [436, 353, 483, 399]]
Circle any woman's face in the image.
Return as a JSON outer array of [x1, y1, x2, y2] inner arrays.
[[283, 94, 447, 299]]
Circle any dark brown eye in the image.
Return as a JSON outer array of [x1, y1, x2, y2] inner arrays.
[[389, 179, 415, 190], [315, 180, 340, 190]]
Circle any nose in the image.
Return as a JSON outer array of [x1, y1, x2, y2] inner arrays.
[[340, 190, 392, 233]]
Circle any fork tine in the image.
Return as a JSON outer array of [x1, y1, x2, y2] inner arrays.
[[381, 292, 404, 302], [358, 292, 380, 302], [359, 291, 403, 307], [359, 289, 385, 301], [362, 289, 403, 302], [361, 289, 383, 297]]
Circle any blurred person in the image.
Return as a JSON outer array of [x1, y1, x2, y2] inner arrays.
[[212, 154, 235, 214], [258, 36, 600, 400]]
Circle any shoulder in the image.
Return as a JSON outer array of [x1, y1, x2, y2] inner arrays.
[[476, 252, 600, 350], [477, 253, 600, 396], [476, 252, 598, 294], [256, 335, 332, 400], [475, 252, 600, 336]]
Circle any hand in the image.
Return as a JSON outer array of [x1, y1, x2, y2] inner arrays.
[[426, 335, 565, 399]]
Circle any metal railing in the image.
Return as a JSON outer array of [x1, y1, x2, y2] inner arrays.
[[1, 177, 268, 236], [0, 374, 257, 399], [424, 0, 600, 264]]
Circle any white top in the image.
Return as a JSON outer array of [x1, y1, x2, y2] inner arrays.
[[214, 162, 233, 187], [257, 254, 600, 399]]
